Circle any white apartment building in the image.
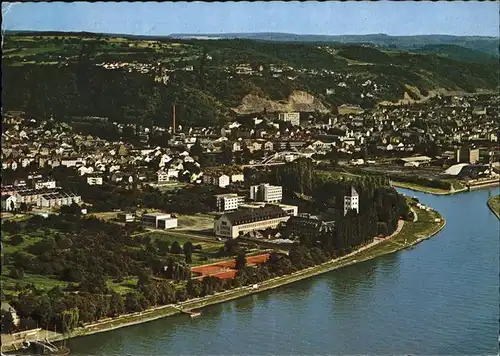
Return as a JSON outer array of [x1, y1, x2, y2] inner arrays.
[[215, 193, 245, 212], [33, 179, 57, 190], [203, 173, 230, 188], [86, 176, 103, 186], [344, 186, 359, 216], [157, 170, 169, 183], [214, 205, 290, 238], [278, 112, 301, 126], [230, 173, 245, 183], [249, 183, 283, 203]]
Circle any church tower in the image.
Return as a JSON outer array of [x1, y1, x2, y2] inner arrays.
[[343, 186, 359, 216]]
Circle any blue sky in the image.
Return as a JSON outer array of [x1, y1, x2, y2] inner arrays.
[[2, 1, 499, 37]]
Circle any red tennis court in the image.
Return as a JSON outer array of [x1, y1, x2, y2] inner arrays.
[[191, 253, 270, 280]]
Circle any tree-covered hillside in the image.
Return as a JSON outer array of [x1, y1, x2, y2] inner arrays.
[[2, 33, 499, 126]]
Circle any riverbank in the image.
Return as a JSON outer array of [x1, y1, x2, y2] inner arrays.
[[487, 195, 500, 219], [390, 180, 468, 195], [2, 205, 445, 352]]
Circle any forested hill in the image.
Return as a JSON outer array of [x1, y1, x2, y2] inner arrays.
[[2, 32, 499, 127], [171, 33, 500, 58]]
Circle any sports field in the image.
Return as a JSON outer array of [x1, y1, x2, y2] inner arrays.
[[191, 253, 270, 280]]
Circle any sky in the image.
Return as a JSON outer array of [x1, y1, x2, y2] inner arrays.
[[2, 1, 499, 37]]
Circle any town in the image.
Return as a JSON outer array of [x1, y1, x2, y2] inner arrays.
[[2, 33, 500, 356]]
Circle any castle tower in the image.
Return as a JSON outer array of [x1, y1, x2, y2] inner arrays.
[[343, 186, 359, 216]]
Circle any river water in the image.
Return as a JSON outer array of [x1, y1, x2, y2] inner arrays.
[[69, 187, 500, 355]]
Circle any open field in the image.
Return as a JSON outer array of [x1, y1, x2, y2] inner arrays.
[[487, 195, 500, 219], [175, 213, 216, 232]]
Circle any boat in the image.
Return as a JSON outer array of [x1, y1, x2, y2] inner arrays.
[[190, 312, 202, 318]]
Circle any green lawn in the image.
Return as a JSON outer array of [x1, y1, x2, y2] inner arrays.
[[390, 180, 451, 194], [488, 195, 500, 219]]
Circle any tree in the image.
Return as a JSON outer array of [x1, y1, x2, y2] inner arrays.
[[1, 310, 16, 333], [9, 267, 25, 279], [190, 139, 204, 160], [221, 143, 234, 165], [61, 307, 79, 334], [183, 241, 194, 264], [186, 279, 202, 298], [170, 241, 183, 254], [9, 234, 24, 246], [235, 252, 246, 270], [155, 240, 170, 255]]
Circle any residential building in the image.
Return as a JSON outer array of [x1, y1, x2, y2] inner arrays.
[[249, 183, 282, 203], [1, 195, 17, 211], [344, 186, 359, 216], [278, 112, 301, 126], [214, 205, 291, 238], [33, 179, 56, 190], [38, 191, 82, 208], [86, 175, 103, 186], [455, 147, 480, 164], [230, 173, 245, 184], [203, 173, 230, 188], [215, 193, 245, 212], [157, 170, 170, 183]]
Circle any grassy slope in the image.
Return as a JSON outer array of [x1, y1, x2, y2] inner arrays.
[[487, 195, 500, 219]]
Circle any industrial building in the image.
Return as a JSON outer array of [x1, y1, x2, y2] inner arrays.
[[141, 212, 178, 229], [117, 212, 135, 223], [455, 147, 480, 164]]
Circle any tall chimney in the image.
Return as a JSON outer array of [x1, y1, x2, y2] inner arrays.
[[172, 104, 176, 134]]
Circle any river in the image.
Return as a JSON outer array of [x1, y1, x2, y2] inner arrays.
[[69, 187, 500, 355]]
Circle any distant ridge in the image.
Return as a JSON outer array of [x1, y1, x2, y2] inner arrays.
[[8, 29, 497, 55]]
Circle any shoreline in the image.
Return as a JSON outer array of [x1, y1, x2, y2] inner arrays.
[[391, 179, 499, 196], [487, 195, 500, 219], [390, 181, 467, 195], [2, 207, 446, 352]]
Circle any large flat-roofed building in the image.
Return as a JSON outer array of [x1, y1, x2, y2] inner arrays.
[[214, 205, 291, 239], [284, 215, 335, 239], [278, 112, 300, 126], [455, 147, 480, 164], [117, 212, 135, 223], [141, 212, 178, 229], [239, 202, 298, 217], [249, 183, 282, 203], [215, 193, 245, 212]]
